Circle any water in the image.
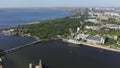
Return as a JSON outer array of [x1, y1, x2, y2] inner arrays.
[[0, 34, 35, 50], [0, 9, 120, 68], [0, 9, 71, 28], [1, 34, 120, 68]]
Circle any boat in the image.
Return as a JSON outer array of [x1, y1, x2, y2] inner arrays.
[[62, 39, 81, 45]]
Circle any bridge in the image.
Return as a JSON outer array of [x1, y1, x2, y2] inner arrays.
[[4, 40, 41, 53]]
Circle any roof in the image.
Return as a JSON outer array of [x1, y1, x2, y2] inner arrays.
[[86, 36, 101, 42], [86, 26, 101, 30], [77, 34, 89, 39], [106, 24, 119, 27], [100, 16, 108, 20]]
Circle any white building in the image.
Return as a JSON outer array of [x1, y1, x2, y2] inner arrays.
[[0, 58, 2, 68], [99, 16, 109, 21], [114, 36, 118, 40], [86, 26, 101, 30], [75, 34, 89, 40], [29, 63, 32, 68], [29, 59, 42, 68], [105, 24, 120, 29], [2, 29, 15, 35], [35, 66, 40, 68], [104, 12, 120, 17], [77, 27, 80, 32], [94, 13, 103, 17], [87, 19, 98, 23]]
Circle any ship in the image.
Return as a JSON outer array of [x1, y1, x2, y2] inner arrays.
[[62, 39, 81, 45]]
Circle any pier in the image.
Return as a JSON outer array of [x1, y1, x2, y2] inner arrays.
[[4, 40, 41, 53]]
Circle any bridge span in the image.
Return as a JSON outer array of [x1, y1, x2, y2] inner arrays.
[[4, 40, 41, 53]]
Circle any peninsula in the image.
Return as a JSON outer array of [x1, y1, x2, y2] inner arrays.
[[3, 8, 120, 53]]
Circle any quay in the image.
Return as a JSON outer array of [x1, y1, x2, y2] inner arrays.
[[80, 42, 120, 53], [62, 38, 120, 53]]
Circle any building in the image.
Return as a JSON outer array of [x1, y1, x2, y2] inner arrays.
[[0, 58, 3, 68], [93, 13, 103, 17], [86, 26, 101, 30], [77, 27, 80, 32], [29, 59, 42, 68], [114, 36, 118, 40], [75, 34, 89, 40], [35, 66, 40, 68], [104, 12, 120, 17], [87, 19, 98, 23], [86, 36, 106, 44], [86, 24, 120, 30], [104, 24, 120, 29], [99, 16, 109, 21], [88, 16, 96, 19], [69, 16, 81, 19], [29, 63, 32, 68], [0, 65, 2, 68], [2, 29, 15, 35]]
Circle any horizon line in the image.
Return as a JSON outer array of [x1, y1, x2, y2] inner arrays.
[[1, 6, 120, 9]]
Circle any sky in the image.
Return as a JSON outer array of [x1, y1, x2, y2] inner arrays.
[[0, 0, 120, 8]]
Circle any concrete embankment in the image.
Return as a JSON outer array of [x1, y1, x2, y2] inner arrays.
[[62, 38, 120, 53], [81, 42, 120, 53]]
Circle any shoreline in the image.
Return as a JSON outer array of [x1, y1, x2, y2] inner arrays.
[[3, 31, 120, 53], [62, 39, 120, 53], [1, 9, 120, 53], [80, 42, 120, 53], [2, 27, 120, 53]]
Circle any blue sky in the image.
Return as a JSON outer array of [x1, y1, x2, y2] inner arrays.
[[0, 0, 120, 8]]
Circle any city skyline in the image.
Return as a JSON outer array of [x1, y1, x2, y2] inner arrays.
[[0, 0, 120, 8]]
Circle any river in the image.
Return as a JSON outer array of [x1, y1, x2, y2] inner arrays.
[[1, 34, 120, 68], [0, 9, 120, 68]]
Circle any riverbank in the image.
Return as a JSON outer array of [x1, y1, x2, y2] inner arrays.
[[2, 9, 120, 53], [62, 38, 120, 53], [2, 22, 120, 53], [81, 42, 120, 53]]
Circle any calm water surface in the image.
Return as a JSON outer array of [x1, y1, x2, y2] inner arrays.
[[0, 34, 120, 68], [0, 9, 71, 28]]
